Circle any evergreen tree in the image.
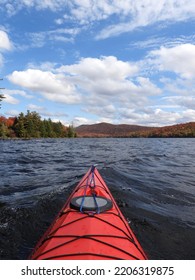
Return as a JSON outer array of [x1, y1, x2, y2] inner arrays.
[[0, 122, 7, 138], [52, 121, 67, 137], [25, 110, 41, 137], [1, 110, 78, 139], [13, 112, 26, 138], [40, 120, 48, 138], [44, 118, 54, 137], [66, 124, 77, 137]]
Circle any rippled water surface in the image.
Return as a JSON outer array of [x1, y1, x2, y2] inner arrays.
[[0, 138, 195, 259]]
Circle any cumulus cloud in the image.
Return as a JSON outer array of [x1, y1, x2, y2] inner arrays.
[[57, 55, 162, 119], [7, 69, 81, 104], [7, 56, 163, 124], [0, 30, 13, 68], [63, 56, 138, 80], [149, 44, 195, 79], [6, 49, 195, 125], [0, 30, 12, 50], [58, 56, 140, 102]]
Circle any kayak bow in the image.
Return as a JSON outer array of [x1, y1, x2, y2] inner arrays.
[[30, 166, 147, 260]]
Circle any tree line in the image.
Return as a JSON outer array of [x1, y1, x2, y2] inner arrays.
[[0, 111, 77, 139]]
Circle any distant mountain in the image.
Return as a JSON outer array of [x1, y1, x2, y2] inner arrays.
[[75, 122, 195, 138], [75, 122, 156, 137]]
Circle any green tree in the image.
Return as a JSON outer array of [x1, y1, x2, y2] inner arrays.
[[25, 110, 41, 137], [66, 124, 77, 137], [11, 110, 75, 139], [40, 120, 48, 138], [45, 118, 54, 137], [13, 112, 26, 138], [0, 122, 7, 138], [52, 121, 67, 137]]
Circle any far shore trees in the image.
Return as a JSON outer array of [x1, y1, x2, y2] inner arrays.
[[0, 110, 77, 138]]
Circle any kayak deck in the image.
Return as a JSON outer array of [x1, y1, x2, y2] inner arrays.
[[30, 166, 147, 260]]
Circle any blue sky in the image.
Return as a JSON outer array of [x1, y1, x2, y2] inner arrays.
[[1, 0, 195, 127]]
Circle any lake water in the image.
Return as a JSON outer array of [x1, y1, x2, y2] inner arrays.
[[0, 138, 195, 259]]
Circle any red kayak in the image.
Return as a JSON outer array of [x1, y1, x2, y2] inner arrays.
[[30, 166, 147, 260]]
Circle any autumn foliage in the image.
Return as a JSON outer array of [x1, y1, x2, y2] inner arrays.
[[130, 122, 195, 138], [75, 122, 195, 138]]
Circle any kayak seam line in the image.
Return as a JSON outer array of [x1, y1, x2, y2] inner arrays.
[[95, 213, 147, 259], [94, 169, 146, 259], [33, 235, 140, 260], [50, 210, 135, 244], [33, 211, 139, 259], [43, 252, 123, 260]]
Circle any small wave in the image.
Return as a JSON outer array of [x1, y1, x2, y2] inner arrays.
[[0, 138, 195, 260]]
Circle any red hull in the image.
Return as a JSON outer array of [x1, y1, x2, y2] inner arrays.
[[30, 166, 147, 260]]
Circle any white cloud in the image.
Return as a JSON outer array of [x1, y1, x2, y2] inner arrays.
[[6, 50, 195, 125], [129, 34, 195, 52], [28, 27, 81, 48], [2, 0, 68, 16], [0, 30, 12, 50], [27, 104, 68, 118], [0, 30, 13, 68], [5, 109, 20, 116], [7, 69, 81, 104], [2, 1, 195, 40], [72, 116, 95, 127], [162, 96, 195, 110], [33, 0, 67, 11], [3, 89, 32, 104], [4, 94, 19, 104], [118, 106, 195, 127], [7, 56, 161, 120], [149, 44, 195, 79], [62, 56, 138, 81], [27, 61, 58, 71], [95, 0, 195, 39], [59, 56, 140, 103], [182, 109, 195, 121], [55, 18, 64, 25], [27, 104, 45, 111], [159, 77, 194, 96]]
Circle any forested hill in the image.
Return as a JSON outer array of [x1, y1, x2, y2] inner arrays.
[[75, 122, 155, 137], [136, 122, 195, 138], [76, 122, 195, 138]]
